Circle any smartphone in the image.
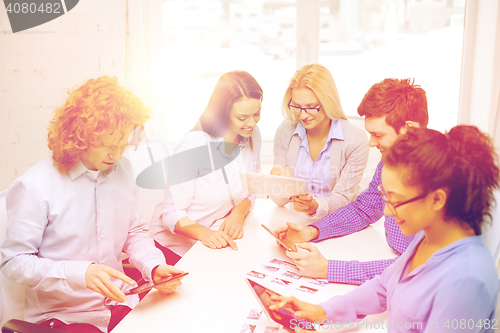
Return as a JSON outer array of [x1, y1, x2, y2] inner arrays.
[[261, 224, 297, 252], [125, 272, 188, 295]]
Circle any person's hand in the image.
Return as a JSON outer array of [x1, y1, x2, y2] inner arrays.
[[286, 243, 328, 279], [219, 211, 244, 239], [269, 295, 327, 332], [199, 229, 238, 250], [270, 164, 294, 178], [274, 222, 319, 244], [85, 264, 135, 303], [152, 265, 184, 294], [291, 193, 318, 215]]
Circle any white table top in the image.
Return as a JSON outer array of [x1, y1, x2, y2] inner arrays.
[[113, 199, 396, 333]]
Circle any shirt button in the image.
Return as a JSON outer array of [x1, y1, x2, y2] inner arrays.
[[98, 208, 102, 212], [100, 235, 104, 239]]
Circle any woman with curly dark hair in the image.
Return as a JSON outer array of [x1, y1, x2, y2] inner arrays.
[[270, 125, 499, 332]]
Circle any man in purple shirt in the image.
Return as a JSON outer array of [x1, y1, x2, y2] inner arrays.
[[274, 78, 429, 285], [0, 76, 183, 332]]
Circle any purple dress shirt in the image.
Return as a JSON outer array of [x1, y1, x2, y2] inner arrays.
[[310, 160, 415, 285], [319, 231, 499, 332]]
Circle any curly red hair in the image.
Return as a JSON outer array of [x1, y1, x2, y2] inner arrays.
[[48, 76, 152, 174]]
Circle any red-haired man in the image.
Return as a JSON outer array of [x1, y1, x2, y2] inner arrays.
[[274, 78, 429, 285], [0, 76, 183, 332]]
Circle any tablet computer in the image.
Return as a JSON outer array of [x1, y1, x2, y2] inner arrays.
[[246, 278, 317, 332], [240, 171, 307, 198], [125, 272, 188, 295], [261, 224, 297, 252]]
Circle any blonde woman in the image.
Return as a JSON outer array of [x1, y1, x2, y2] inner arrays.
[[271, 64, 369, 218]]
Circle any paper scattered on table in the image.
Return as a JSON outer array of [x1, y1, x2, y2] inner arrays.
[[243, 257, 329, 296], [239, 308, 289, 333]]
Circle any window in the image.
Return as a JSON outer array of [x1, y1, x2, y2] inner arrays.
[[318, 0, 465, 132], [157, 0, 465, 146], [159, 0, 296, 144]]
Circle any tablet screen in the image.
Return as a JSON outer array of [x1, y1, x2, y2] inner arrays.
[[240, 171, 307, 198], [247, 278, 296, 331]]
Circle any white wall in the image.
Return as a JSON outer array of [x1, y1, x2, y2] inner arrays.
[[0, 0, 127, 190], [458, 0, 500, 142]]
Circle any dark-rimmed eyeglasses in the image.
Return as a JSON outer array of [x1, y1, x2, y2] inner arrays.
[[288, 98, 322, 114], [377, 185, 428, 215]]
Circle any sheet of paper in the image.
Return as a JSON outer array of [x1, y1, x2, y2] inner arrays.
[[242, 257, 329, 297]]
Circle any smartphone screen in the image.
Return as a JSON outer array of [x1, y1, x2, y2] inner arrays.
[[125, 272, 188, 295], [261, 224, 297, 252]]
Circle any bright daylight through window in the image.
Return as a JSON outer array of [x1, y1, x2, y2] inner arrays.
[[156, 0, 465, 145]]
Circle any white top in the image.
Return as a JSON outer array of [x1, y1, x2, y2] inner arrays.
[[150, 127, 261, 256]]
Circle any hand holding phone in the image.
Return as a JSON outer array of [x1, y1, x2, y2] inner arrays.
[[261, 224, 297, 252], [125, 272, 189, 295]]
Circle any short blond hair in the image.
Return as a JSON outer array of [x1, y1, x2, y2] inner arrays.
[[282, 64, 346, 125]]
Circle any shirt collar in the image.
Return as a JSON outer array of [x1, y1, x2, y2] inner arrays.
[[293, 119, 345, 141], [210, 135, 248, 157], [433, 233, 484, 257], [68, 159, 117, 181], [413, 230, 484, 259], [293, 122, 307, 140], [329, 118, 344, 141]]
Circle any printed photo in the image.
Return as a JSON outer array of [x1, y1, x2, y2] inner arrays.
[[261, 265, 279, 273], [282, 271, 302, 280], [240, 324, 256, 333], [248, 270, 267, 279], [270, 258, 297, 269], [302, 277, 328, 287], [271, 278, 292, 286], [247, 309, 263, 320], [297, 285, 318, 294]]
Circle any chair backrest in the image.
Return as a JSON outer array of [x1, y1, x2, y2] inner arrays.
[[482, 189, 500, 265], [0, 189, 26, 327]]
